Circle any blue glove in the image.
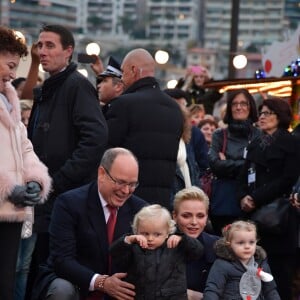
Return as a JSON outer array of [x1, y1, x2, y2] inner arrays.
[[8, 182, 42, 207], [8, 185, 28, 207], [26, 181, 41, 194], [24, 181, 42, 205]]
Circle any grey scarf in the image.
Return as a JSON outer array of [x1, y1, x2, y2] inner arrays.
[[239, 256, 261, 300]]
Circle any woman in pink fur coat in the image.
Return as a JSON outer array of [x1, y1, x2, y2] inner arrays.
[[0, 26, 51, 300]]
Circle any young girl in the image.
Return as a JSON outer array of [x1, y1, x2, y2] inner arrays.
[[110, 204, 203, 300], [188, 104, 206, 126], [203, 220, 280, 300]]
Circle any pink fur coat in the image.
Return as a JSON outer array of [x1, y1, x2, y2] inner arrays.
[[0, 82, 51, 223]]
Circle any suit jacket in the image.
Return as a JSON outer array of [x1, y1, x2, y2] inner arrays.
[[33, 181, 147, 299]]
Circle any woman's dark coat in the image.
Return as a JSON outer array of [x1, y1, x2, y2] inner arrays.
[[186, 231, 219, 293], [208, 126, 261, 216], [238, 129, 300, 255]]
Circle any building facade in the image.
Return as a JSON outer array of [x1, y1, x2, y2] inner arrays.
[[2, 0, 299, 81]]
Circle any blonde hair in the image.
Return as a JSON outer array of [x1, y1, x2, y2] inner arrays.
[[20, 99, 33, 111], [173, 186, 209, 214], [188, 104, 206, 118], [132, 204, 176, 235], [222, 220, 257, 243]]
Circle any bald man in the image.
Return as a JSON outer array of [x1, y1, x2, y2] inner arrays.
[[105, 48, 183, 210]]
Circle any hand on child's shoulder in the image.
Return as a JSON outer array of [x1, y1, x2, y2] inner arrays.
[[167, 234, 182, 248]]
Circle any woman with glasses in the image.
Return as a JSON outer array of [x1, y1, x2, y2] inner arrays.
[[238, 98, 299, 299], [208, 89, 261, 236]]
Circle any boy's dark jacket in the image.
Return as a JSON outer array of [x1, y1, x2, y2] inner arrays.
[[110, 234, 203, 300]]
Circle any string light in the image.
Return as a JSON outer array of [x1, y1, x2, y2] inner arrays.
[[282, 58, 300, 77]]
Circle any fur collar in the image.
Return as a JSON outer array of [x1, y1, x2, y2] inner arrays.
[[0, 82, 21, 129], [214, 239, 267, 262]]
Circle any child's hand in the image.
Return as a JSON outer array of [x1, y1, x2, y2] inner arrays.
[[218, 152, 226, 160], [125, 235, 148, 248], [135, 235, 148, 248], [167, 235, 182, 248]]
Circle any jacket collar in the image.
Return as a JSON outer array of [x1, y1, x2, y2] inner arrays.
[[40, 62, 77, 101], [123, 76, 159, 94]]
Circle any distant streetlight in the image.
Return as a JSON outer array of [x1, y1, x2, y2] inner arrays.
[[155, 50, 169, 65], [86, 42, 100, 56], [233, 54, 247, 69], [78, 68, 88, 77], [14, 30, 26, 44]]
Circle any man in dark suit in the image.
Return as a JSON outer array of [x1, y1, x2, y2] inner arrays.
[[32, 147, 147, 300], [105, 48, 183, 210]]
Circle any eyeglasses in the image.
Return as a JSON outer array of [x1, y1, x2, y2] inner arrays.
[[103, 167, 139, 190], [231, 101, 249, 108], [259, 111, 276, 117]]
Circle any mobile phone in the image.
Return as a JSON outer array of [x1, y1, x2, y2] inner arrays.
[[77, 53, 97, 64]]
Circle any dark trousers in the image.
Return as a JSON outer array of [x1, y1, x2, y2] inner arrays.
[[268, 253, 296, 300], [0, 222, 22, 300], [25, 232, 50, 300]]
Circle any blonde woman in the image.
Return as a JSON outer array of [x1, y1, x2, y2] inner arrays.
[[173, 186, 219, 300]]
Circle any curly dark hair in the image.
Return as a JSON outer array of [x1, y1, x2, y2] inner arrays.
[[223, 89, 258, 124], [0, 26, 28, 57], [259, 98, 292, 130]]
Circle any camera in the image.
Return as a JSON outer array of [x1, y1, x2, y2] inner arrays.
[[77, 53, 97, 64]]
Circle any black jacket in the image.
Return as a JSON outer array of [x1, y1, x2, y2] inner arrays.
[[110, 234, 203, 300], [238, 129, 299, 207], [28, 63, 108, 232], [105, 77, 183, 210], [238, 129, 300, 254], [209, 126, 261, 180], [186, 231, 219, 293]]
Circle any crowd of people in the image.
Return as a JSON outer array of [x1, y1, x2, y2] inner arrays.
[[0, 23, 300, 300]]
